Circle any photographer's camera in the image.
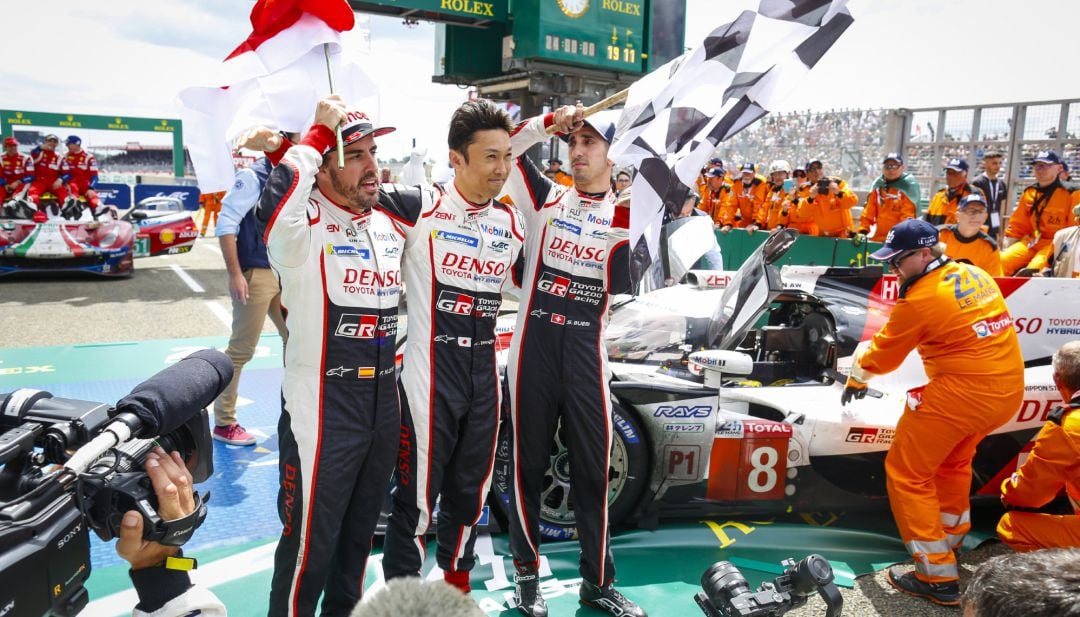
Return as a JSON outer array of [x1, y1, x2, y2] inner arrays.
[[695, 554, 843, 617]]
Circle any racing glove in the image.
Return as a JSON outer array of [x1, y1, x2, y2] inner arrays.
[[840, 375, 868, 406]]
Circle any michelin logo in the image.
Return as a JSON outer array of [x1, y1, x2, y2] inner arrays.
[[432, 230, 480, 247]]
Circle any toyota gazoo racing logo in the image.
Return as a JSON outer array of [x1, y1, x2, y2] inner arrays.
[[479, 222, 512, 238], [567, 280, 604, 305], [431, 229, 480, 247], [335, 314, 379, 338], [436, 290, 475, 315], [972, 311, 1013, 338], [537, 272, 570, 297]]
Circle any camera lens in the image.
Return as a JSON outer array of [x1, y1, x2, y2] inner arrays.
[[790, 554, 834, 594], [701, 561, 751, 604]]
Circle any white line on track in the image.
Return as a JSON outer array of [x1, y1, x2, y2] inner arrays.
[[205, 300, 233, 328], [83, 542, 279, 616], [170, 264, 205, 293]]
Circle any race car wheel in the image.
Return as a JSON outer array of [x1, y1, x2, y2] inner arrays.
[[491, 402, 649, 541]]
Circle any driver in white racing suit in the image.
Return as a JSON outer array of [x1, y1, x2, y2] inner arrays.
[[501, 105, 645, 617]]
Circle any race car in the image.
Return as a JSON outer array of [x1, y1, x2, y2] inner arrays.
[[479, 229, 1076, 541], [0, 194, 197, 277]]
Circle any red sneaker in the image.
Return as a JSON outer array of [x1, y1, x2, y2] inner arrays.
[[212, 423, 257, 446]]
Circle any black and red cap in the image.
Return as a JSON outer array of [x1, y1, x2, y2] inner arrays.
[[341, 109, 395, 145]]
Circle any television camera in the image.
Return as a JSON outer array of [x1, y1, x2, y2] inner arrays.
[[695, 554, 843, 617], [0, 349, 232, 617]]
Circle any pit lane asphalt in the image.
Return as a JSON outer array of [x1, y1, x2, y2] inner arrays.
[[1, 237, 249, 348]]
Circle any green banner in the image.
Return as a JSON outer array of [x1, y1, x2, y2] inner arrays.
[[356, 0, 508, 21], [717, 230, 885, 269], [0, 109, 185, 178]]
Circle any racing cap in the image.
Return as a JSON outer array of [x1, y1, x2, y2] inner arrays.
[[3, 137, 16, 147], [958, 193, 988, 210], [882, 152, 903, 164], [739, 163, 756, 174], [870, 218, 939, 262], [944, 158, 969, 172], [708, 157, 723, 166], [559, 109, 619, 145], [805, 158, 824, 169], [706, 167, 726, 179], [340, 109, 395, 146], [1032, 150, 1061, 165], [65, 135, 81, 145], [44, 134, 59, 142]]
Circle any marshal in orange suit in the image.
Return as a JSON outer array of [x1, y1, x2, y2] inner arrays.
[[840, 218, 1024, 607]]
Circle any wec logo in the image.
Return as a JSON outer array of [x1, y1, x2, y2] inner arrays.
[[537, 272, 570, 297], [436, 290, 474, 315], [335, 314, 379, 339], [654, 405, 711, 418]]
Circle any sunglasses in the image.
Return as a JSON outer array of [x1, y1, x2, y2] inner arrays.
[[883, 164, 901, 170], [888, 250, 918, 269]]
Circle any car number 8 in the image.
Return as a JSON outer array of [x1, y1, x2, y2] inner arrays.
[[747, 446, 778, 493]]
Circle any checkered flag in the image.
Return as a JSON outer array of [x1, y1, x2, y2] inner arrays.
[[611, 0, 854, 288]]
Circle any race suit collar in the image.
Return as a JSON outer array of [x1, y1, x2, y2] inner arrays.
[[574, 187, 611, 204], [449, 180, 492, 211], [898, 255, 950, 299]]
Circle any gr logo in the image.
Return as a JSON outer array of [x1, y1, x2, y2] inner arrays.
[[436, 290, 474, 315], [537, 272, 569, 297], [335, 314, 379, 339]]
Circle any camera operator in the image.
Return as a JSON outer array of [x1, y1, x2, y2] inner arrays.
[[117, 446, 225, 617]]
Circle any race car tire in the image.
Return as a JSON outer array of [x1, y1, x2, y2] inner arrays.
[[490, 400, 649, 542]]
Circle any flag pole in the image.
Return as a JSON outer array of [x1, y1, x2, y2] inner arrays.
[[323, 43, 345, 169], [545, 88, 629, 135]]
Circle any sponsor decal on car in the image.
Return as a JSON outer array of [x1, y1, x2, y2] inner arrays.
[[160, 229, 175, 244], [844, 427, 895, 445], [663, 423, 705, 433], [654, 405, 711, 419], [613, 414, 639, 444]]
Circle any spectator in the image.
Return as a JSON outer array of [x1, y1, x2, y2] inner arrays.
[[760, 159, 795, 231], [1001, 151, 1077, 275], [211, 135, 288, 448], [63, 135, 102, 212], [858, 152, 921, 243], [971, 150, 1007, 240], [938, 193, 1002, 276], [842, 219, 1024, 607], [27, 134, 68, 206], [546, 157, 573, 187], [786, 166, 819, 236], [379, 166, 391, 183], [697, 156, 725, 199], [997, 340, 1080, 552], [719, 162, 767, 233], [615, 169, 632, 196], [1046, 204, 1080, 277], [699, 167, 731, 228], [0, 136, 35, 202], [924, 158, 979, 226], [961, 548, 1080, 617], [797, 158, 857, 238]]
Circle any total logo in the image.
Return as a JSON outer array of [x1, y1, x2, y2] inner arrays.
[[436, 290, 475, 315], [335, 314, 379, 339], [537, 272, 570, 296], [972, 311, 1013, 338]]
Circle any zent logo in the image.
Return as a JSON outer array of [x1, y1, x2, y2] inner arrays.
[[335, 314, 379, 338]]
